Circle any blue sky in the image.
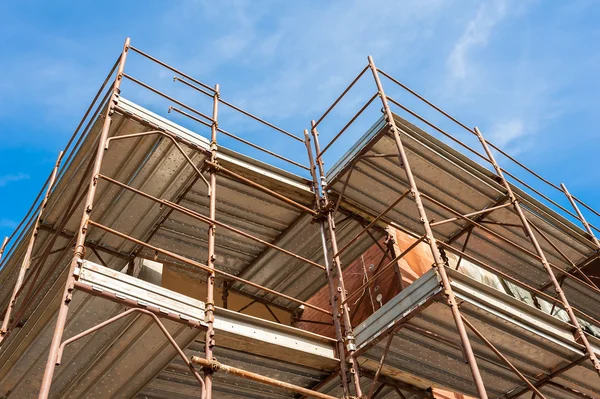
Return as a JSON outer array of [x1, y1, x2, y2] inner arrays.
[[1, 0, 599, 242]]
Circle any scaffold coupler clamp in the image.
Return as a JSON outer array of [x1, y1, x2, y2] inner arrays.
[[201, 358, 220, 374], [345, 334, 357, 352], [208, 158, 221, 172], [438, 247, 450, 267], [384, 229, 396, 245], [313, 198, 335, 221]]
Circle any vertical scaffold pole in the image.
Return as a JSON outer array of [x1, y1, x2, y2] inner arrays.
[[203, 83, 219, 399], [473, 127, 600, 376], [0, 151, 63, 344], [0, 237, 8, 262], [367, 56, 488, 399], [561, 183, 600, 249], [304, 131, 351, 396], [310, 125, 364, 398], [38, 37, 131, 399]]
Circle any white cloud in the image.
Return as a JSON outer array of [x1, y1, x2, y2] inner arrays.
[[447, 0, 507, 80], [0, 173, 29, 187], [192, 0, 449, 118], [440, 0, 556, 158], [1, 0, 593, 181], [485, 119, 526, 154]]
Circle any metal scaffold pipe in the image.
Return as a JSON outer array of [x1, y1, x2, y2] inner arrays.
[[37, 37, 132, 399], [367, 55, 489, 399], [0, 151, 63, 344], [0, 237, 8, 261], [304, 130, 352, 396], [561, 182, 600, 249], [6, 32, 597, 399], [191, 356, 337, 399], [203, 82, 219, 399], [310, 123, 364, 398], [473, 126, 600, 376]]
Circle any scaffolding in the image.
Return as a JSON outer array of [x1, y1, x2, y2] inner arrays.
[[308, 55, 600, 398], [0, 37, 599, 399]]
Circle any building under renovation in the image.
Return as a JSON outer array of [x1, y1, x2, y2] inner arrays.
[[1, 38, 600, 399]]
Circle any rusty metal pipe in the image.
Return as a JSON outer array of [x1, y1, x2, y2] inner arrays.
[[403, 324, 460, 350], [0, 151, 63, 342], [405, 324, 587, 399], [87, 220, 331, 315], [56, 307, 206, 399], [574, 195, 600, 220], [333, 189, 410, 258], [173, 76, 214, 97], [203, 83, 219, 399], [3, 191, 87, 341], [446, 195, 510, 245], [378, 68, 565, 200], [367, 333, 395, 399], [429, 202, 512, 227], [105, 129, 211, 195], [562, 183, 600, 248], [478, 220, 523, 228], [506, 355, 587, 399], [325, 153, 396, 194], [112, 105, 211, 159], [460, 314, 547, 399], [14, 72, 115, 287], [216, 97, 303, 142], [8, 169, 91, 332], [313, 65, 369, 129], [217, 128, 309, 170], [455, 226, 473, 271], [385, 236, 405, 291], [97, 173, 325, 271], [164, 199, 325, 270], [318, 92, 378, 158], [342, 235, 426, 306], [502, 169, 580, 222], [129, 45, 216, 93], [42, 78, 115, 221], [421, 192, 600, 296], [15, 67, 116, 280], [169, 106, 309, 170], [473, 126, 600, 376], [38, 37, 131, 399], [368, 56, 488, 399], [438, 241, 600, 328], [312, 122, 364, 397], [438, 242, 562, 305], [303, 130, 352, 395], [0, 56, 119, 268], [330, 154, 397, 216], [0, 238, 8, 262], [173, 76, 302, 143], [204, 160, 317, 216], [50, 60, 119, 188], [385, 96, 490, 165], [30, 246, 71, 261], [378, 69, 474, 134], [0, 198, 43, 271], [123, 73, 214, 123], [1, 183, 50, 270], [528, 219, 598, 289], [191, 356, 337, 399]]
